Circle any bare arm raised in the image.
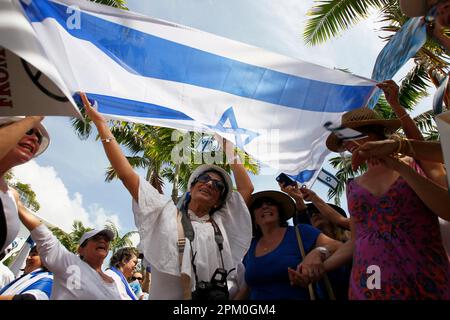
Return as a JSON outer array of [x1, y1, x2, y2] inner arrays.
[[80, 93, 139, 201]]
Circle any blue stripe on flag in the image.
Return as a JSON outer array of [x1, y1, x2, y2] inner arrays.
[[288, 170, 316, 184], [73, 93, 193, 120], [21, 1, 374, 113]]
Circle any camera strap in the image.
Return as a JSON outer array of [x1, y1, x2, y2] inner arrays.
[[177, 205, 227, 288]]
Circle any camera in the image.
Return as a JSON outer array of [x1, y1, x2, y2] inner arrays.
[[191, 268, 229, 300]]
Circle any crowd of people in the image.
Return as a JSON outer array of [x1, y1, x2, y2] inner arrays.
[[0, 0, 450, 300]]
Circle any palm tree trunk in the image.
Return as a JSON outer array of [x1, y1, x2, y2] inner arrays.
[[171, 163, 180, 204]]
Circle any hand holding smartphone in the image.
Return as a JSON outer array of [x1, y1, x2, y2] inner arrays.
[[276, 173, 296, 187]]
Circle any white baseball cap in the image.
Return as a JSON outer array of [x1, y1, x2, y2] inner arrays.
[[79, 229, 114, 246]]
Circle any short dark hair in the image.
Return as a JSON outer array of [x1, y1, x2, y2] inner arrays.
[[109, 247, 138, 269]]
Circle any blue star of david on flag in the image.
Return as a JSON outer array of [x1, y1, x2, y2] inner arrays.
[[208, 107, 259, 150]]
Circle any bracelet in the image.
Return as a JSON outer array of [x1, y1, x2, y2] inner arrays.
[[315, 246, 331, 260], [398, 113, 409, 120], [390, 135, 404, 156], [101, 137, 115, 143]]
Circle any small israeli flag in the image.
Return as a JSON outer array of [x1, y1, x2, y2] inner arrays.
[[317, 168, 339, 190]]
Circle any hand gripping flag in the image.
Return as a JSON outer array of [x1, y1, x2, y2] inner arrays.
[[0, 0, 378, 185]]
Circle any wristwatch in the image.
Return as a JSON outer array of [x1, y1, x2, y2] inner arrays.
[[316, 246, 330, 260]]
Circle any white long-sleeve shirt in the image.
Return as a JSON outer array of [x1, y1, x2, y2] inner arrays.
[[30, 224, 121, 300], [132, 177, 252, 300]]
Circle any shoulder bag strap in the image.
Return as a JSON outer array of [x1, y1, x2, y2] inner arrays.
[[176, 210, 192, 300], [294, 225, 316, 300]]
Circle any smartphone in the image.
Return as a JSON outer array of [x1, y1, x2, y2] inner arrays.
[[276, 173, 296, 187]]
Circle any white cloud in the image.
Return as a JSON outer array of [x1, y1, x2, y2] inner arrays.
[[12, 160, 122, 233]]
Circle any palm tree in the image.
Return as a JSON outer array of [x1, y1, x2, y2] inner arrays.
[[4, 171, 41, 212], [104, 220, 137, 254]]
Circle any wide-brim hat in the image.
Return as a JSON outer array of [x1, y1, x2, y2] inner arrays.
[[249, 190, 296, 221], [187, 164, 233, 201], [78, 229, 115, 246], [325, 108, 401, 152], [0, 116, 50, 157], [399, 0, 430, 17]]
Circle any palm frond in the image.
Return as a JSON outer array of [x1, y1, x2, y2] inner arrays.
[[91, 0, 128, 10], [327, 155, 367, 205], [105, 156, 151, 182], [304, 0, 389, 46]]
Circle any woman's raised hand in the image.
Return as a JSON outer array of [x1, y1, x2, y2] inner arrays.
[[79, 92, 106, 125]]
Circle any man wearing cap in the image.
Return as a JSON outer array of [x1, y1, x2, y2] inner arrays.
[[0, 116, 49, 257], [82, 92, 254, 300], [16, 201, 121, 300], [0, 246, 53, 300]]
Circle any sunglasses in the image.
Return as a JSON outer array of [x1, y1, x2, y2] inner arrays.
[[131, 276, 143, 281], [252, 198, 278, 210], [195, 173, 225, 194], [25, 128, 43, 145]]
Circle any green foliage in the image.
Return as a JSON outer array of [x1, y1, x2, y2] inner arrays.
[[104, 220, 137, 254], [304, 0, 390, 46], [327, 155, 367, 205], [4, 171, 41, 212], [50, 220, 93, 253]]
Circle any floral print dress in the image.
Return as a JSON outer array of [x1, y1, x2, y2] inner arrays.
[[347, 162, 450, 299]]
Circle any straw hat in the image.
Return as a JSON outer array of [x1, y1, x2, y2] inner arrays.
[[399, 0, 431, 17], [0, 116, 50, 157], [325, 108, 401, 152], [249, 190, 297, 221]]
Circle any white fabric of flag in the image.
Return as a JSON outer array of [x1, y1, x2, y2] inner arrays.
[[0, 0, 378, 184]]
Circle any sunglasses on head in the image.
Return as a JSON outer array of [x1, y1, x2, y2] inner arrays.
[[25, 128, 43, 145], [195, 173, 225, 194]]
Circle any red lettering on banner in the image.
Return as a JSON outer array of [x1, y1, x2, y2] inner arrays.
[[0, 48, 13, 108]]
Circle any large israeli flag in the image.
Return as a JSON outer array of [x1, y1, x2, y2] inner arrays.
[[0, 0, 377, 184]]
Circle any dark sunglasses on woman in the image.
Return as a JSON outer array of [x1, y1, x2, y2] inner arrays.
[[253, 197, 278, 210], [195, 173, 225, 194], [25, 128, 43, 144]]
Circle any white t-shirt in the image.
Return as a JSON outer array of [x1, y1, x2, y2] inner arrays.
[[132, 177, 252, 300], [104, 268, 137, 300], [0, 188, 19, 253], [0, 262, 14, 288], [30, 224, 121, 300]]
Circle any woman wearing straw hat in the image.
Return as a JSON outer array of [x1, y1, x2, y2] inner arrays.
[[324, 107, 450, 299], [236, 190, 341, 300], [80, 93, 254, 300], [0, 116, 49, 255]]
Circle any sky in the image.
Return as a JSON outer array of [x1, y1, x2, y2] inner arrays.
[[10, 0, 435, 243]]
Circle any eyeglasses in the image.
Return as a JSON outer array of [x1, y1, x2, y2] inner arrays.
[[25, 128, 43, 145], [91, 234, 110, 242], [131, 276, 143, 281], [195, 173, 225, 194]]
